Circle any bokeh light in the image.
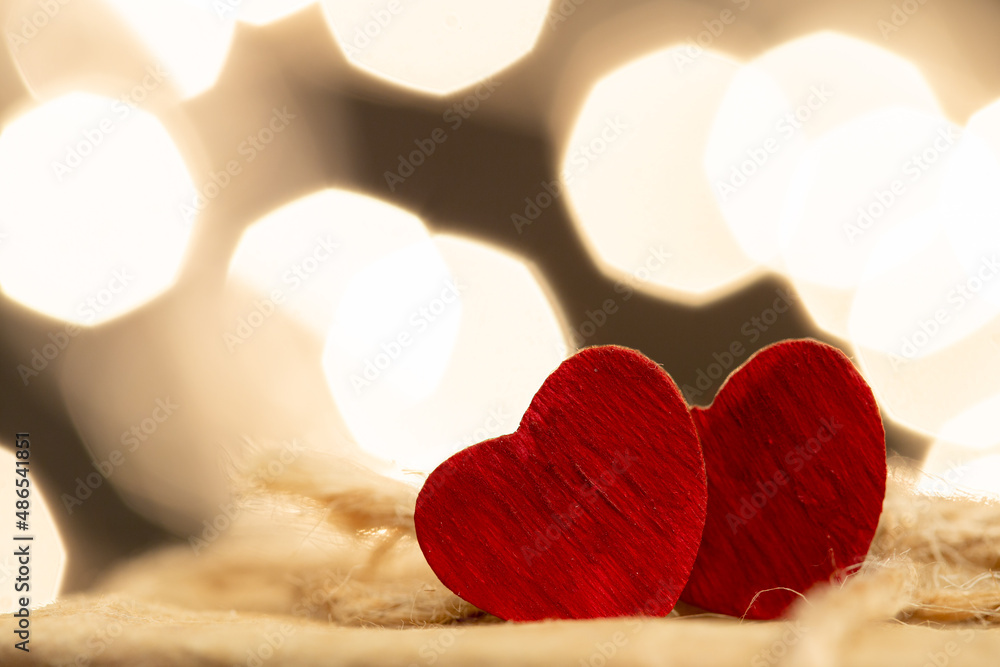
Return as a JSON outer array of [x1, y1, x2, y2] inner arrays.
[[919, 394, 1000, 498], [220, 0, 316, 26], [59, 189, 437, 534], [780, 108, 961, 339], [0, 92, 197, 326], [229, 191, 569, 475], [706, 32, 943, 271], [848, 228, 998, 358], [939, 98, 1000, 309], [100, 0, 234, 99], [563, 46, 761, 305], [854, 313, 1000, 441], [703, 60, 810, 269], [7, 0, 1000, 613], [5, 0, 225, 101], [321, 0, 552, 95], [228, 189, 433, 338], [751, 33, 942, 144], [5, 0, 321, 102], [324, 234, 568, 474]]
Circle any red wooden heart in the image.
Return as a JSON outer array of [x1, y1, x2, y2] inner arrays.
[[414, 345, 707, 621], [680, 339, 886, 619]]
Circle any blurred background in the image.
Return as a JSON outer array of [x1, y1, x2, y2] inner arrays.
[[1, 0, 1000, 609]]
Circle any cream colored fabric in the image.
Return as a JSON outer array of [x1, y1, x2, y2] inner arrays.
[[4, 453, 1000, 666]]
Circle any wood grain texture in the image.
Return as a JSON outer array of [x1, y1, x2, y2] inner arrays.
[[681, 339, 886, 619], [414, 345, 707, 621]]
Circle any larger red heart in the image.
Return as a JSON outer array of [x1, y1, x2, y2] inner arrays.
[[414, 345, 707, 621], [681, 339, 886, 619]]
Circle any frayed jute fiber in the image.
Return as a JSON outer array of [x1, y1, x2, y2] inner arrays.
[[5, 451, 1000, 666]]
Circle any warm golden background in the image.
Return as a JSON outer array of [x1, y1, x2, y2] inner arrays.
[[0, 0, 998, 605]]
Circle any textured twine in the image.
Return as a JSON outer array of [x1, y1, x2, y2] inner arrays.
[[4, 450, 1000, 666]]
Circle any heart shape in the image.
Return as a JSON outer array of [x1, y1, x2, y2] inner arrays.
[[415, 345, 707, 621], [681, 339, 886, 619]]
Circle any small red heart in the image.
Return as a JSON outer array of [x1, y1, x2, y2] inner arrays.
[[681, 339, 886, 619], [414, 345, 707, 621]]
